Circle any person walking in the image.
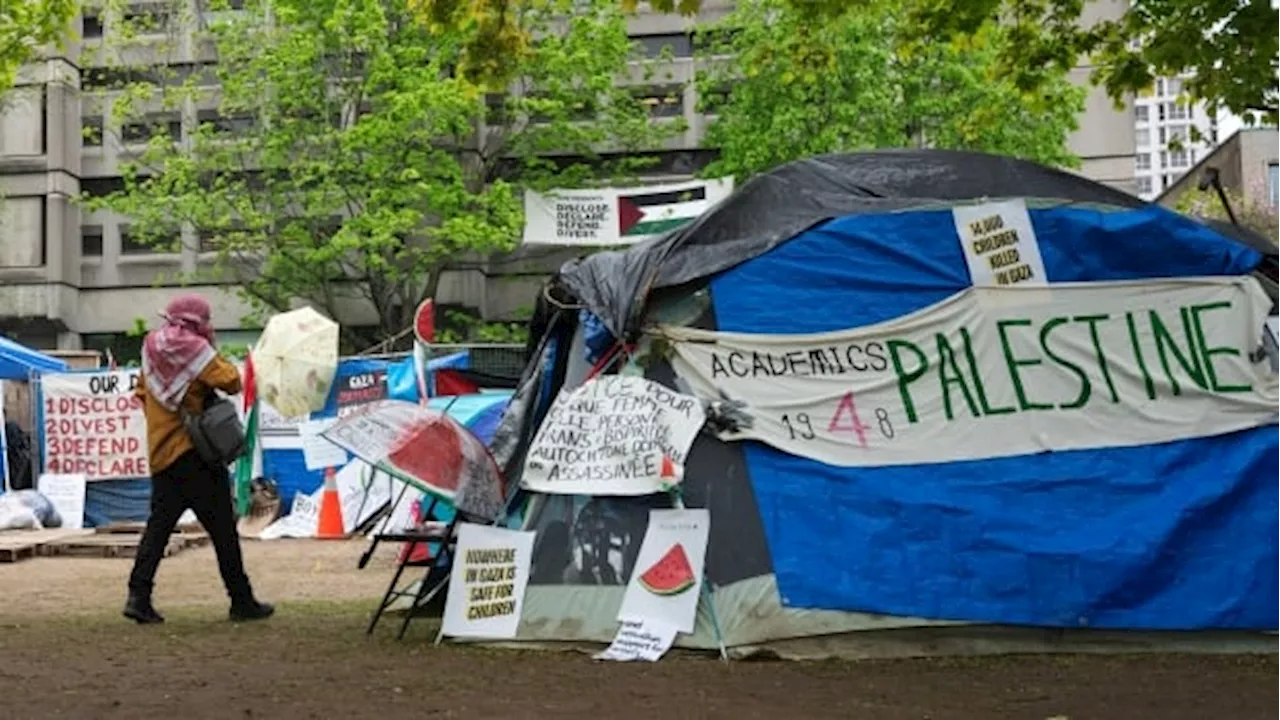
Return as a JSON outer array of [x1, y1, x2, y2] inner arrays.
[[124, 294, 274, 624]]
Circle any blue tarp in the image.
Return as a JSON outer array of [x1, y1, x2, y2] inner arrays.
[[710, 204, 1278, 630], [0, 336, 67, 380]]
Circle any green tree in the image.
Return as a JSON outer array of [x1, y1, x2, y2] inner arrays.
[[840, 0, 1279, 125], [80, 0, 680, 349], [0, 0, 77, 96], [694, 0, 1084, 182], [1175, 184, 1280, 242]]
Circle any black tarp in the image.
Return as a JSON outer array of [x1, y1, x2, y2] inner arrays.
[[557, 149, 1154, 340]]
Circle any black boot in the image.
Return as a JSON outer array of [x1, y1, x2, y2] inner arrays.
[[123, 592, 164, 624], [229, 597, 275, 622]]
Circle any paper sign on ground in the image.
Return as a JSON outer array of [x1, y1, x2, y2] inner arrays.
[[259, 491, 320, 540], [36, 473, 86, 529], [441, 523, 536, 640], [663, 276, 1279, 469], [299, 418, 348, 471], [40, 370, 148, 480], [952, 199, 1047, 288], [618, 508, 710, 634], [594, 617, 680, 662], [521, 376, 706, 496]]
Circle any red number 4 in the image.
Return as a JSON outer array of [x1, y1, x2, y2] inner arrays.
[[828, 392, 869, 447]]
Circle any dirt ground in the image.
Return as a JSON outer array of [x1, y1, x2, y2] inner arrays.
[[0, 539, 1275, 720]]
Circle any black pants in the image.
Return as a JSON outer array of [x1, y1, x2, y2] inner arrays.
[[127, 450, 253, 602]]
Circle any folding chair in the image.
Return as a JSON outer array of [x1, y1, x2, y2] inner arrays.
[[362, 494, 462, 639]]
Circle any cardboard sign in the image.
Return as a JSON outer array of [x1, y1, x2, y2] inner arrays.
[[665, 276, 1279, 468], [441, 523, 536, 640], [953, 199, 1047, 288], [617, 508, 710, 634], [36, 473, 86, 529], [522, 377, 707, 496], [40, 370, 148, 480]]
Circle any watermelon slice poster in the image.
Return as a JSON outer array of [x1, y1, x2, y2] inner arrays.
[[617, 509, 710, 634]]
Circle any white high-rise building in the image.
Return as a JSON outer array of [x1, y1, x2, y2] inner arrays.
[[1132, 75, 1240, 200]]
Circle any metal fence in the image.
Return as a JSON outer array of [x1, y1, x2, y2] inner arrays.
[[357, 343, 528, 379]]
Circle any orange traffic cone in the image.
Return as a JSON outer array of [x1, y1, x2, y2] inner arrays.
[[315, 467, 345, 540]]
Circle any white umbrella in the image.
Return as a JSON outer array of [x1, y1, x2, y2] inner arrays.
[[253, 307, 339, 419]]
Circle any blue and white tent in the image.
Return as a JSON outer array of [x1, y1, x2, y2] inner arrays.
[[492, 150, 1279, 658]]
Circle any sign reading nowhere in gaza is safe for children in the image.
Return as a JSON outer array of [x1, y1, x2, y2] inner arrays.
[[441, 523, 536, 640], [662, 276, 1279, 468], [522, 376, 707, 496], [41, 370, 149, 480], [953, 199, 1047, 288]]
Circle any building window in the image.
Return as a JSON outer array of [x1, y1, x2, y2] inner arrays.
[[195, 109, 256, 134], [1156, 78, 1165, 96], [83, 14, 104, 38], [1159, 150, 1168, 167], [631, 33, 694, 59], [1136, 176, 1152, 195], [81, 225, 104, 257], [1135, 128, 1150, 146], [1135, 105, 1149, 123], [1169, 148, 1189, 168], [1136, 153, 1151, 171], [1269, 163, 1279, 208], [122, 4, 172, 33], [634, 86, 684, 119], [1157, 127, 1166, 145], [81, 117, 103, 147], [1168, 102, 1188, 120], [1167, 125, 1187, 144], [1157, 103, 1166, 122], [121, 115, 181, 144], [1162, 174, 1172, 189], [1166, 77, 1182, 95], [697, 83, 734, 115], [120, 226, 157, 255]]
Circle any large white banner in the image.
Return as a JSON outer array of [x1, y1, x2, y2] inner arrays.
[[41, 370, 149, 480], [522, 376, 707, 496], [663, 277, 1279, 468], [522, 178, 734, 247]]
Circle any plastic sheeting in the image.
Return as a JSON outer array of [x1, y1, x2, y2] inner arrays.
[[556, 150, 1154, 340], [0, 336, 68, 380], [709, 203, 1278, 630]]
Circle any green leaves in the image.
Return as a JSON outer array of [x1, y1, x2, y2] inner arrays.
[[696, 0, 1083, 183], [83, 0, 678, 349], [0, 0, 77, 95]]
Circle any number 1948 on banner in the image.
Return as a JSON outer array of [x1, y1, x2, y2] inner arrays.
[[660, 278, 1278, 468]]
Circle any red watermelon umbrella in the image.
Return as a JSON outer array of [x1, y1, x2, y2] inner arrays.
[[321, 399, 506, 520]]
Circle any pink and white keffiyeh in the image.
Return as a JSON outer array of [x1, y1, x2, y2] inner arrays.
[[141, 294, 218, 412]]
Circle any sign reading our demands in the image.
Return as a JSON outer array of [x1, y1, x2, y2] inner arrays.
[[41, 370, 148, 480], [663, 277, 1279, 468], [521, 376, 707, 496]]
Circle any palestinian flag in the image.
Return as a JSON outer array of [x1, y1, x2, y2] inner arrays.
[[617, 185, 719, 239], [233, 351, 262, 516]]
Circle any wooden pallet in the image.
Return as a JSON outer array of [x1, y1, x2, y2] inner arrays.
[[40, 531, 209, 559], [0, 529, 96, 563], [0, 543, 36, 563]]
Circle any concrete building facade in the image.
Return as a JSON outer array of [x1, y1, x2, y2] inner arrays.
[[1, 0, 1134, 353]]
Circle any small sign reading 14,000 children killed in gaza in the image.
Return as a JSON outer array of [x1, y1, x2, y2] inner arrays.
[[660, 276, 1279, 468]]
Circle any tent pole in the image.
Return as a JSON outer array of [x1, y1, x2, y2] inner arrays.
[[667, 487, 729, 663]]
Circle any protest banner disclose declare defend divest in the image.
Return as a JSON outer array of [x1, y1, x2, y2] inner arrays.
[[41, 370, 148, 480]]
